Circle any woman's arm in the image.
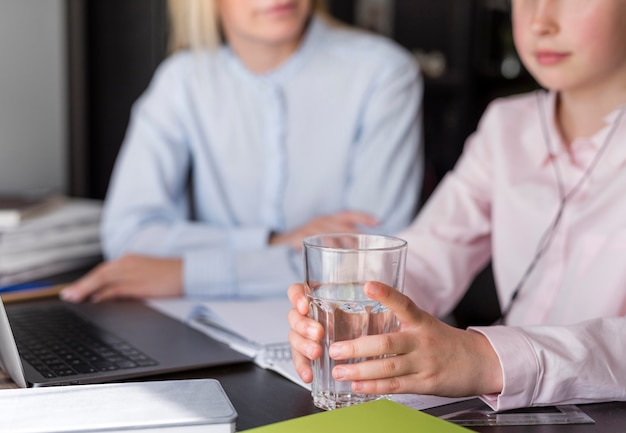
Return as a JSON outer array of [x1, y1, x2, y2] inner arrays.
[[345, 48, 424, 234]]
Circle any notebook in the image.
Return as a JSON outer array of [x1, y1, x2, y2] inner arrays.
[[0, 296, 251, 387], [241, 398, 473, 432]]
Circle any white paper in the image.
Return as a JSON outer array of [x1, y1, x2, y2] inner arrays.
[[147, 298, 196, 322], [0, 241, 102, 273], [0, 198, 103, 277], [147, 297, 293, 348], [190, 297, 293, 346], [0, 256, 99, 286], [0, 198, 102, 235], [0, 223, 100, 254], [391, 393, 475, 411]]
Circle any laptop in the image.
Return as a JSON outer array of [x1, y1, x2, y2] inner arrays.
[[0, 296, 251, 387]]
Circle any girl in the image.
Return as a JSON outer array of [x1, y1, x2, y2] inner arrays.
[[288, 0, 626, 411]]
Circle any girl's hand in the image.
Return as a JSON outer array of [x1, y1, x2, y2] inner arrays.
[[287, 283, 324, 383], [329, 281, 504, 397]]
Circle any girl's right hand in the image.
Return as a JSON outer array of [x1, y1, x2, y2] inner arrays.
[[287, 283, 324, 383]]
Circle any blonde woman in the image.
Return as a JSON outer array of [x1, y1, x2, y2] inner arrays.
[[62, 0, 423, 302]]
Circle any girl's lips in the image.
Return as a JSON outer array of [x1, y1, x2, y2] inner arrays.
[[535, 51, 570, 66]]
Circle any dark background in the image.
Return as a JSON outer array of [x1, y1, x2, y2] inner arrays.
[[66, 0, 539, 326]]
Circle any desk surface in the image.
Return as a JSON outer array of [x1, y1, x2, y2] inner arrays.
[[4, 266, 626, 432], [158, 362, 626, 432], [2, 360, 624, 432]]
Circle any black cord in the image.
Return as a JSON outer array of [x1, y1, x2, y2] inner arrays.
[[496, 91, 625, 324]]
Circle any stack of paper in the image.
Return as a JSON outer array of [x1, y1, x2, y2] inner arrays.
[[0, 195, 62, 228], [0, 197, 102, 286]]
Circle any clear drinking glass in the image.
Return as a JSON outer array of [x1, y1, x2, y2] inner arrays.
[[303, 233, 407, 410]]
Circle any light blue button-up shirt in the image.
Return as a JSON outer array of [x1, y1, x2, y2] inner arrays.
[[101, 17, 424, 297]]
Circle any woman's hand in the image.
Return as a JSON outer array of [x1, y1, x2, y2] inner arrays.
[[60, 254, 183, 303], [287, 281, 504, 397], [270, 211, 378, 250]]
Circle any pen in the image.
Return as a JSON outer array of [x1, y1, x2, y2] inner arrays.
[[0, 280, 54, 294], [0, 283, 66, 303]]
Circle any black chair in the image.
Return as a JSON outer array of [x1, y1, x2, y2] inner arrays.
[[452, 263, 502, 328]]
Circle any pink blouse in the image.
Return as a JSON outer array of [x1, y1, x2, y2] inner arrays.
[[398, 91, 626, 410]]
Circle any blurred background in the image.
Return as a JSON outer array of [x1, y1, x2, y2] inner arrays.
[[0, 0, 540, 325], [0, 0, 538, 201]]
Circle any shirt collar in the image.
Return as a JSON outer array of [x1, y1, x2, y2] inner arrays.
[[533, 90, 561, 168], [221, 15, 324, 87], [534, 90, 626, 168]]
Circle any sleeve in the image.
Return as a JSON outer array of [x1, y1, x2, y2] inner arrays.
[[184, 244, 301, 298], [397, 107, 497, 318], [471, 317, 626, 411], [346, 50, 424, 235], [101, 55, 195, 260], [101, 56, 300, 297]]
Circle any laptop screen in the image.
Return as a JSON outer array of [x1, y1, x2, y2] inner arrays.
[[0, 297, 27, 387]]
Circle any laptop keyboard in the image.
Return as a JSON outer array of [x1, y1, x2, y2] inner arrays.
[[7, 306, 158, 379]]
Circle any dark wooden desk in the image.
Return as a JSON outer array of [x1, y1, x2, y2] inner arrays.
[[158, 362, 626, 432], [15, 268, 626, 432]]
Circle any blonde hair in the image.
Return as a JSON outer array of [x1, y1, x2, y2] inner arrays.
[[167, 0, 328, 53]]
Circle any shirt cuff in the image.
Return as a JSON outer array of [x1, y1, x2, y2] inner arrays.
[[228, 227, 270, 250], [469, 325, 540, 411]]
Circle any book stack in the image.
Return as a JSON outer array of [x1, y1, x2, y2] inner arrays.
[[0, 195, 103, 287]]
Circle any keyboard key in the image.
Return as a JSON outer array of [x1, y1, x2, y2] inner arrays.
[[8, 306, 158, 378]]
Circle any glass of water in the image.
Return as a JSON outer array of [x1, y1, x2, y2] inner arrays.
[[303, 233, 407, 410]]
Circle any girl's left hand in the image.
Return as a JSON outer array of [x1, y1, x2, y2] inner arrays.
[[328, 281, 504, 398]]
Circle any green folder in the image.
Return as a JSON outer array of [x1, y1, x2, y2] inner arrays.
[[242, 399, 473, 432]]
